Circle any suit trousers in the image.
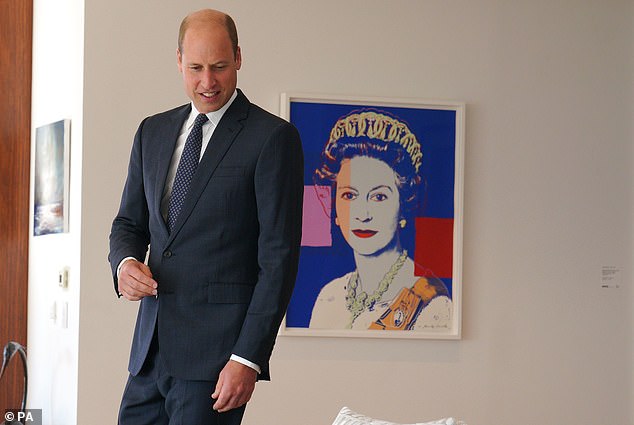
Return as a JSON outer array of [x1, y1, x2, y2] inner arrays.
[[118, 331, 247, 425]]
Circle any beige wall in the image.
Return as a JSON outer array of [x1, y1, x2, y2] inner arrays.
[[29, 1, 633, 424], [28, 0, 84, 424]]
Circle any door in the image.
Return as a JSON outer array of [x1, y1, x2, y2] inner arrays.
[[0, 0, 33, 412]]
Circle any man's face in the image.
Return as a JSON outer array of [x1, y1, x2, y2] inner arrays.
[[177, 23, 241, 113]]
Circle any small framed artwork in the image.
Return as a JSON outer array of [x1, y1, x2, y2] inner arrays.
[[280, 93, 464, 339], [34, 119, 71, 236]]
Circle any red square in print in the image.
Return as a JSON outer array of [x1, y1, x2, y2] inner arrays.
[[414, 217, 454, 279]]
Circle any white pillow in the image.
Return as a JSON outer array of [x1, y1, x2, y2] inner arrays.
[[332, 406, 465, 425]]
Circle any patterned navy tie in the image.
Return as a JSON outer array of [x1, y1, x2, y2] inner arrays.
[[167, 113, 208, 233]]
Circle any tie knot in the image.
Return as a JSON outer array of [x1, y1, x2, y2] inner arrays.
[[194, 113, 208, 128]]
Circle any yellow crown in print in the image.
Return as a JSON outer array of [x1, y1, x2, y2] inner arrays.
[[326, 111, 422, 173]]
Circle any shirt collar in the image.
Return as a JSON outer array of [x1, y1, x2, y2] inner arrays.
[[187, 89, 238, 130]]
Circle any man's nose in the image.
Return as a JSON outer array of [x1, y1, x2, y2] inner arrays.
[[200, 70, 215, 88]]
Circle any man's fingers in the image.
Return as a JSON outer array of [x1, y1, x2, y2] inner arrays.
[[211, 375, 223, 401], [119, 260, 158, 299], [212, 392, 237, 413], [119, 288, 142, 301], [118, 277, 148, 300], [211, 376, 230, 411], [211, 361, 256, 412], [123, 261, 156, 286], [119, 275, 156, 297]]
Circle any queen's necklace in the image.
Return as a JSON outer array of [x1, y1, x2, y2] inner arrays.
[[345, 250, 408, 328]]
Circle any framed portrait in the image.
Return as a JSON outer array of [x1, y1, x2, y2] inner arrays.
[[280, 93, 464, 339], [34, 119, 71, 236]]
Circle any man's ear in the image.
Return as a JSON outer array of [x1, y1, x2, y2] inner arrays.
[[176, 48, 183, 72], [235, 46, 242, 70]]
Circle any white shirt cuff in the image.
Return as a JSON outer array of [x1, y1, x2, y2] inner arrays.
[[230, 354, 261, 374]]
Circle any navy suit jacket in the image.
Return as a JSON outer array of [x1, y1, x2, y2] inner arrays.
[[109, 90, 303, 381]]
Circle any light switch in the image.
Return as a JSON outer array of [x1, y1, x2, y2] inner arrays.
[[58, 267, 69, 288]]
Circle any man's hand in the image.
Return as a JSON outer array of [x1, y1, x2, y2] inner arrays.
[[211, 360, 257, 412], [118, 259, 158, 301]]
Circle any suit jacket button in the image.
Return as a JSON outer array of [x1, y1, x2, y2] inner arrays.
[[163, 251, 172, 258]]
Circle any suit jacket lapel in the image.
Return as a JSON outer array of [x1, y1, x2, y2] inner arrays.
[[167, 91, 250, 239], [155, 104, 191, 237]]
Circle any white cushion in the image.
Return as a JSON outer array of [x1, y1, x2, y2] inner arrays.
[[331, 407, 465, 425]]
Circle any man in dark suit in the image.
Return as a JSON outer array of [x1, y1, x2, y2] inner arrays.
[[108, 9, 303, 425]]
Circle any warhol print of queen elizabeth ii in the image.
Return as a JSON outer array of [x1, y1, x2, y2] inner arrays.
[[308, 110, 452, 331]]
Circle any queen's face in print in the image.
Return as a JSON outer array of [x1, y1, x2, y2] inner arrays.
[[334, 156, 401, 257]]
